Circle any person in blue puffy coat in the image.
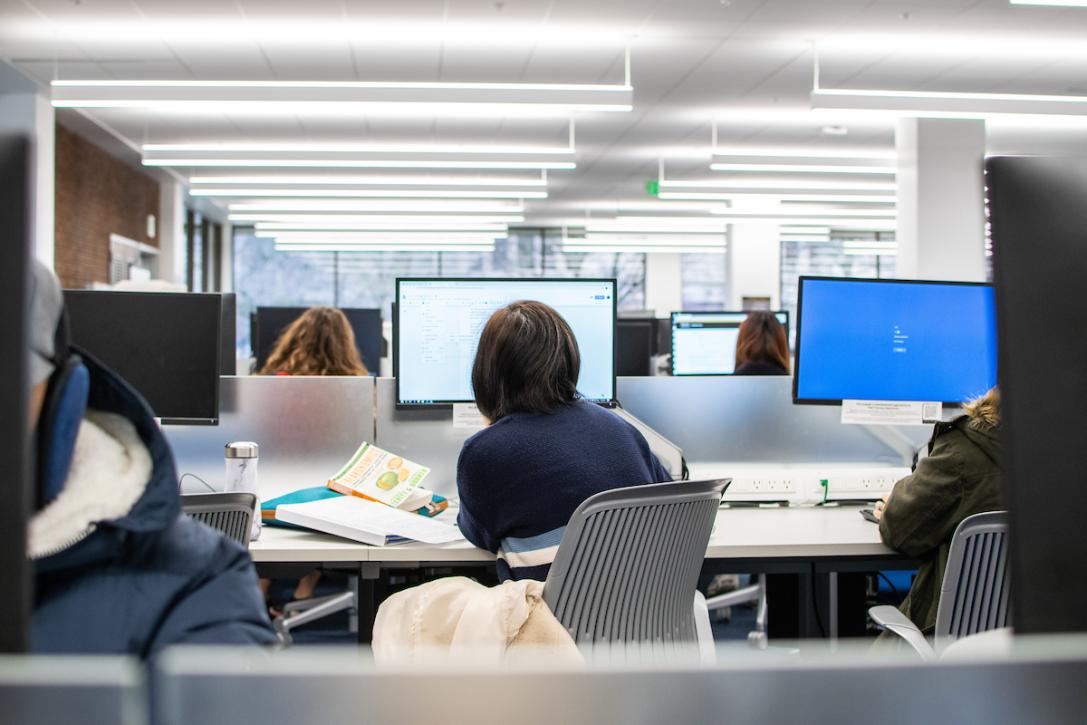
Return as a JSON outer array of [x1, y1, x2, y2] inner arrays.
[[26, 262, 276, 656]]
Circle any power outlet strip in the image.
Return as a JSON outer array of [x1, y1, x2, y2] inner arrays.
[[689, 463, 912, 505], [724, 474, 800, 501], [811, 468, 912, 501]]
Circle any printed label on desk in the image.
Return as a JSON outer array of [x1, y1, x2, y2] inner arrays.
[[453, 403, 488, 430], [841, 400, 941, 426]]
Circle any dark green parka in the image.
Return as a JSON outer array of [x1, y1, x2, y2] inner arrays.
[[878, 394, 1003, 633]]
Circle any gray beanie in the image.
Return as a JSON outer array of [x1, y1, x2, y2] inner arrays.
[[28, 261, 63, 385]]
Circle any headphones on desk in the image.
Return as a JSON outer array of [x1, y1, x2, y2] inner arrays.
[[35, 309, 89, 510]]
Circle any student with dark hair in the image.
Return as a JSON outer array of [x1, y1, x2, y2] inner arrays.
[[456, 300, 671, 582], [734, 311, 791, 376]]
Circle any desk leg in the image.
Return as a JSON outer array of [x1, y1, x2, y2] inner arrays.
[[357, 563, 382, 645]]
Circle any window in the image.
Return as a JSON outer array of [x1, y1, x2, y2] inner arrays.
[[680, 253, 728, 310], [232, 228, 647, 359]]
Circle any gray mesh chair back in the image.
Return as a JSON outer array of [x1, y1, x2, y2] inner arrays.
[[181, 492, 256, 547], [934, 510, 1010, 649], [543, 479, 729, 654]]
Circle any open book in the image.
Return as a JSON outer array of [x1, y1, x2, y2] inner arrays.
[[275, 496, 462, 547]]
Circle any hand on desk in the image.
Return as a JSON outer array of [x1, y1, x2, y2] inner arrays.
[[873, 497, 888, 521]]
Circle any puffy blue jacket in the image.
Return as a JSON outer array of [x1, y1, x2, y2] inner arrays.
[[31, 353, 276, 656]]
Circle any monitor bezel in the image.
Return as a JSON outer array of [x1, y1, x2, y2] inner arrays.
[[669, 309, 790, 377], [792, 275, 996, 406], [394, 277, 618, 409]]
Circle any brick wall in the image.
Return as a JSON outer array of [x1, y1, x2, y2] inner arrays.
[[54, 123, 160, 289]]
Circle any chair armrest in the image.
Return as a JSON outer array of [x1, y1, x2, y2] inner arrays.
[[869, 605, 936, 661]]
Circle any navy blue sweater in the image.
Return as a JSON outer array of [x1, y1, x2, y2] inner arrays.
[[456, 400, 672, 582]]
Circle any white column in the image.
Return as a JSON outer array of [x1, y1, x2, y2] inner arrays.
[[644, 252, 683, 317], [727, 199, 781, 309], [895, 118, 987, 281], [219, 221, 234, 292], [158, 181, 187, 286], [0, 92, 54, 267]]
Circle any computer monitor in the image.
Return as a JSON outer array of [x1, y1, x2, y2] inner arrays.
[[670, 311, 790, 376], [220, 293, 236, 375], [64, 290, 222, 424], [793, 276, 997, 405], [395, 277, 617, 406], [616, 318, 657, 376], [253, 307, 382, 374]]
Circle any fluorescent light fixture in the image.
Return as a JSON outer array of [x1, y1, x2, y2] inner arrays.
[[231, 213, 521, 225], [1010, 0, 1087, 5], [189, 174, 548, 187], [255, 222, 507, 234], [660, 178, 897, 192], [192, 188, 547, 199], [146, 143, 575, 170], [781, 226, 832, 235], [711, 207, 895, 219], [52, 80, 633, 117], [564, 244, 726, 254], [658, 191, 896, 204], [781, 236, 833, 243], [710, 162, 896, 175], [812, 87, 1087, 118], [228, 200, 523, 214], [265, 232, 504, 244], [711, 146, 896, 160], [275, 243, 496, 253]]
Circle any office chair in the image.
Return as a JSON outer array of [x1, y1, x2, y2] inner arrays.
[[869, 510, 1010, 660], [543, 478, 730, 663], [181, 492, 256, 547], [271, 572, 358, 647], [704, 574, 768, 648]]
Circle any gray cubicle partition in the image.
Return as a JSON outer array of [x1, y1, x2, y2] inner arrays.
[[617, 376, 931, 465], [373, 377, 475, 499], [155, 640, 1087, 725], [166, 376, 376, 496], [0, 656, 144, 725]]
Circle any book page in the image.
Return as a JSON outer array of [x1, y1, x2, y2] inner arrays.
[[286, 496, 463, 544]]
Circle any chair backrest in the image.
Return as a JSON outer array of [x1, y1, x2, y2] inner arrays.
[[543, 479, 730, 653], [935, 510, 1010, 649], [181, 492, 256, 547]]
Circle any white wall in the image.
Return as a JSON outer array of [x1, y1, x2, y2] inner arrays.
[[0, 91, 54, 267], [644, 252, 683, 316], [896, 117, 987, 282]]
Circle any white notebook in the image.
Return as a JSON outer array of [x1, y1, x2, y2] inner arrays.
[[275, 496, 463, 546]]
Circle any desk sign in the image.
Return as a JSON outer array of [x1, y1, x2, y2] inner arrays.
[[452, 403, 488, 430], [841, 400, 941, 426]]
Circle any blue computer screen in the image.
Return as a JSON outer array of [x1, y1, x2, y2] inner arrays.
[[795, 278, 997, 403], [396, 278, 616, 405]]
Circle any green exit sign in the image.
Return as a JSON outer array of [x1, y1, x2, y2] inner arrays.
[[646, 179, 660, 197]]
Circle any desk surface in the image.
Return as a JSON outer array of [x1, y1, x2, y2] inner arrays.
[[248, 505, 894, 564]]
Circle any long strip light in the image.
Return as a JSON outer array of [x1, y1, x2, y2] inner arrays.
[[192, 188, 548, 199], [1009, 0, 1087, 5], [264, 231, 505, 244], [711, 207, 895, 219], [230, 214, 521, 225], [275, 243, 496, 253], [811, 87, 1087, 118], [564, 244, 727, 255], [255, 222, 508, 234], [658, 191, 896, 204], [711, 146, 896, 161], [52, 79, 633, 117], [710, 162, 896, 175], [659, 178, 897, 192], [228, 200, 523, 214], [145, 143, 576, 170], [189, 174, 548, 187]]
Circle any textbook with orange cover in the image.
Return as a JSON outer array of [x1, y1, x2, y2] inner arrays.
[[326, 441, 430, 509]]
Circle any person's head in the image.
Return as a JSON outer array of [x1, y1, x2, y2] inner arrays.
[[735, 311, 791, 374], [259, 306, 368, 376], [964, 386, 1000, 430], [471, 300, 580, 422]]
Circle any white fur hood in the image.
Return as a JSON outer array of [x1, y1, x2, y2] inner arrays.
[[28, 410, 153, 559]]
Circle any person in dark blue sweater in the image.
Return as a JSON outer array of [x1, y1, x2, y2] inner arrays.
[[456, 300, 671, 582]]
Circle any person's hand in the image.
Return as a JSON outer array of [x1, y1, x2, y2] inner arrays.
[[873, 497, 888, 521]]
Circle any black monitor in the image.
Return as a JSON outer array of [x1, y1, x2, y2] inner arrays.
[[616, 318, 657, 376], [395, 277, 617, 406], [65, 291, 222, 424], [252, 307, 382, 374], [987, 156, 1087, 634], [0, 135, 32, 652], [793, 276, 996, 405], [220, 293, 236, 375], [670, 310, 789, 376]]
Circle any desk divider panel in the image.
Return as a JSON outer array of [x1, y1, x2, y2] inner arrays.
[[0, 656, 144, 725], [166, 376, 376, 499], [616, 376, 930, 465]]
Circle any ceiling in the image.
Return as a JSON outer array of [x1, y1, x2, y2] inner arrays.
[[3, 0, 1087, 226]]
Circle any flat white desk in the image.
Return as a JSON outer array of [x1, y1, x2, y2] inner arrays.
[[249, 505, 895, 564]]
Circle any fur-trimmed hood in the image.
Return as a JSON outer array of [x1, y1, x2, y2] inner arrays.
[[965, 388, 1000, 431]]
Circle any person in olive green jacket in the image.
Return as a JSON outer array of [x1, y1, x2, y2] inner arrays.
[[874, 387, 1003, 634]]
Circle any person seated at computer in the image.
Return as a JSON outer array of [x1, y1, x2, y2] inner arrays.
[[733, 311, 791, 376], [873, 386, 1003, 635], [456, 300, 672, 582], [259, 305, 368, 376], [258, 305, 368, 608], [26, 262, 275, 655]]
